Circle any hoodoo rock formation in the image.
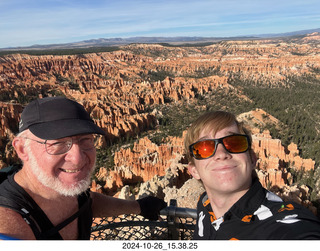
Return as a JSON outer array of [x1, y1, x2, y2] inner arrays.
[[1, 33, 320, 214], [95, 109, 316, 212]]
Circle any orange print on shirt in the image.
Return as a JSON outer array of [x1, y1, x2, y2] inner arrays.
[[241, 215, 253, 222], [278, 204, 294, 213], [209, 211, 217, 222], [203, 199, 210, 207]]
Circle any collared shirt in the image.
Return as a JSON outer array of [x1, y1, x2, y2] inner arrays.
[[193, 178, 320, 240]]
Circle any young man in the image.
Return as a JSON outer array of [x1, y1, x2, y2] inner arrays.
[[0, 96, 166, 240], [185, 110, 320, 240]]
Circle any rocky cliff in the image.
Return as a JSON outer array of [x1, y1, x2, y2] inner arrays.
[[1, 33, 320, 214], [94, 108, 317, 214]]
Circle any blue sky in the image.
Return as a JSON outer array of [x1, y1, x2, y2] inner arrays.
[[0, 0, 319, 49]]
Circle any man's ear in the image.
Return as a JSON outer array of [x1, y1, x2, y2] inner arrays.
[[187, 162, 201, 180], [12, 137, 29, 161]]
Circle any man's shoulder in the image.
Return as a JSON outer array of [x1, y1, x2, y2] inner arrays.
[[262, 192, 316, 218], [0, 206, 25, 222], [257, 193, 320, 238], [0, 206, 35, 240], [0, 169, 36, 218]]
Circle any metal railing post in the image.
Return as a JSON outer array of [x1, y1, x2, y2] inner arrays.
[[166, 199, 179, 240]]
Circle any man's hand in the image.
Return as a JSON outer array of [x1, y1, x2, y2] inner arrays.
[[137, 196, 167, 221]]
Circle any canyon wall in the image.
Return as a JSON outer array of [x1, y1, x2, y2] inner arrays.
[[93, 108, 317, 214], [1, 33, 320, 213]]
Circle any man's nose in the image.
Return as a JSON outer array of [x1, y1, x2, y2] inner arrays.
[[64, 142, 86, 164], [213, 142, 231, 160]]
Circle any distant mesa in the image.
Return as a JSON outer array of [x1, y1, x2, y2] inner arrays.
[[0, 33, 319, 215], [1, 27, 319, 51]]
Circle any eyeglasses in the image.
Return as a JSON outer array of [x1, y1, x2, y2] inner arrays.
[[189, 134, 251, 160], [22, 135, 101, 155]]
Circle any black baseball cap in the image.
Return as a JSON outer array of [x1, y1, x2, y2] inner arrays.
[[19, 96, 105, 140]]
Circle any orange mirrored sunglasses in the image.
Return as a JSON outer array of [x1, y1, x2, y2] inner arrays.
[[189, 134, 251, 160]]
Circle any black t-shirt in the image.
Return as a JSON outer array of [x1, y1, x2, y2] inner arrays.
[[193, 178, 320, 240], [0, 173, 93, 240]]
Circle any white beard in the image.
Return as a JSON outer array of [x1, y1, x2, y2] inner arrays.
[[26, 142, 94, 197]]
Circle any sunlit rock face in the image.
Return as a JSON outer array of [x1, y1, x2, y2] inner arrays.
[[1, 33, 319, 214]]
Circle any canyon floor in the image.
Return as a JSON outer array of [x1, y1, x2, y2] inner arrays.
[[1, 32, 320, 215]]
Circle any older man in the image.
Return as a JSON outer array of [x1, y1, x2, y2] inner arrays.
[[185, 110, 320, 240], [0, 96, 166, 240]]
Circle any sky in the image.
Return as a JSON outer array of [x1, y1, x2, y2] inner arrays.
[[0, 0, 319, 49]]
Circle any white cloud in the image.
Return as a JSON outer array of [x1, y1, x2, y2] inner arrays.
[[1, 0, 320, 48]]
